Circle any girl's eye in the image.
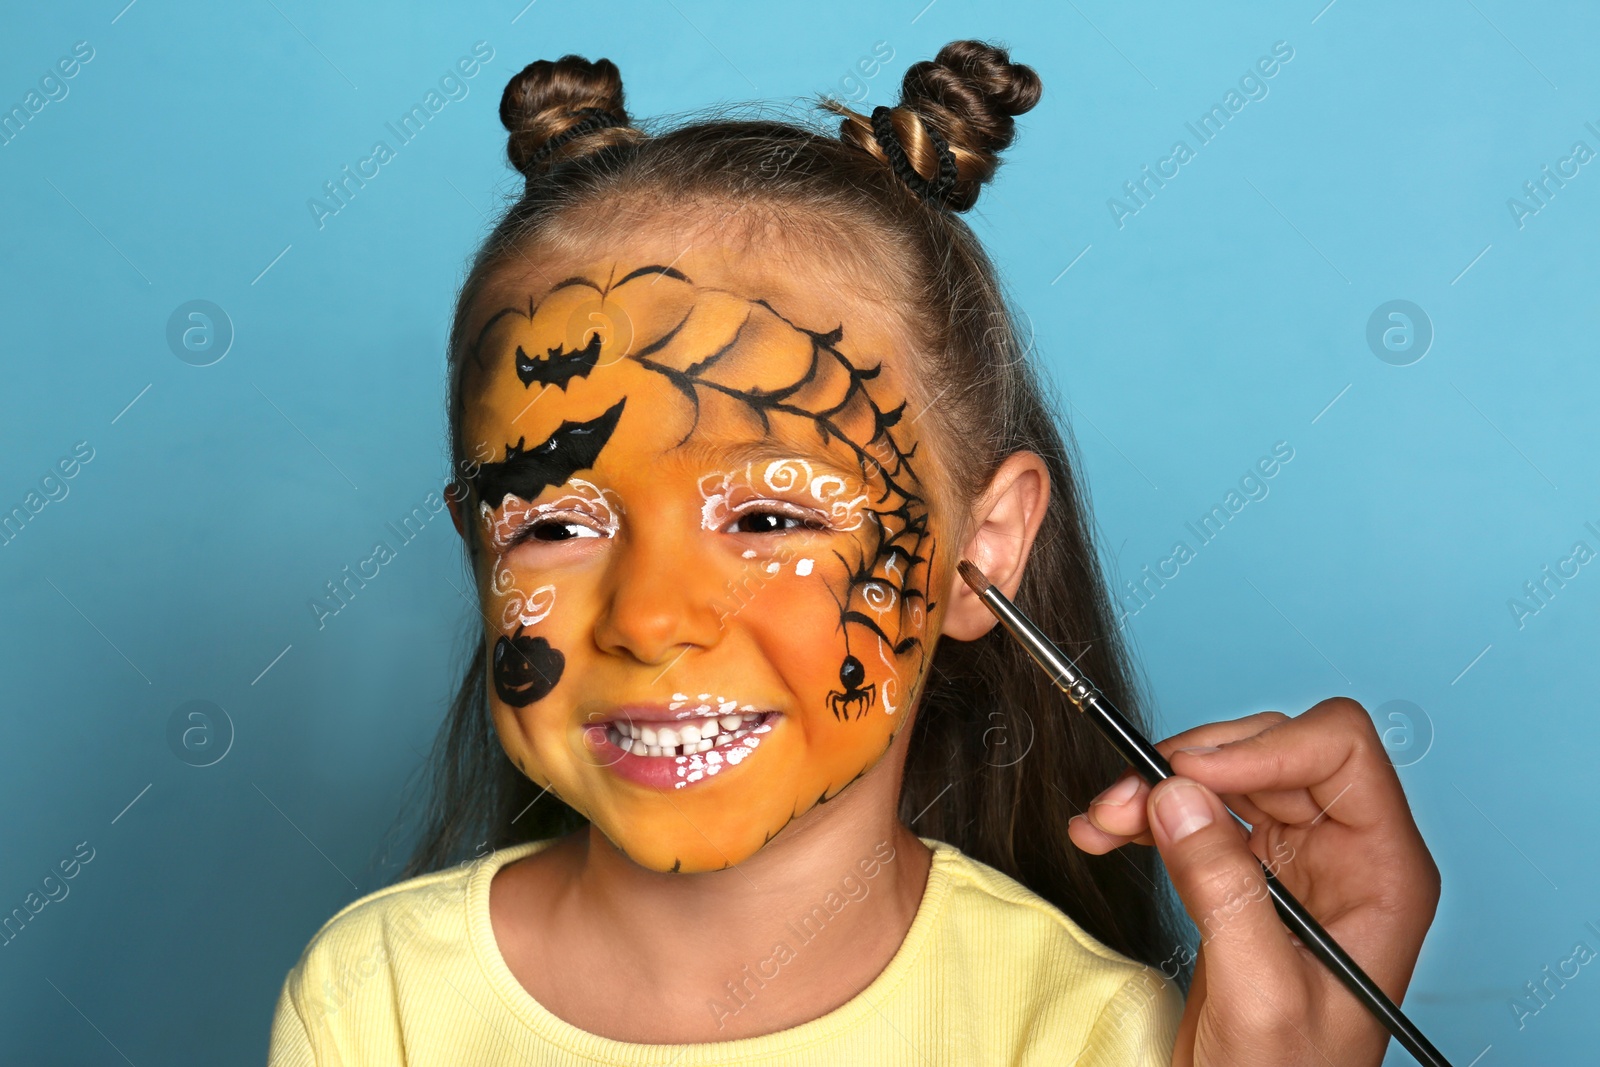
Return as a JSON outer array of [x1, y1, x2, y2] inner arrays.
[[725, 507, 826, 535], [514, 518, 603, 544]]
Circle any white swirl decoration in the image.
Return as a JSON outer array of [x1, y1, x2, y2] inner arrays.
[[482, 479, 625, 552], [565, 479, 623, 530], [809, 474, 846, 500], [698, 470, 739, 529], [700, 460, 878, 532], [807, 475, 867, 531], [763, 458, 812, 493], [698, 470, 733, 501], [827, 493, 868, 531], [501, 583, 557, 629], [861, 581, 897, 614], [480, 499, 517, 549], [490, 560, 519, 595]]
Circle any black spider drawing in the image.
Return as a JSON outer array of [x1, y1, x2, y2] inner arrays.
[[828, 653, 877, 720]]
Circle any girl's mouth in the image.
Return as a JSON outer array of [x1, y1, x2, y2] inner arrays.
[[586, 707, 780, 790], [605, 709, 776, 758]]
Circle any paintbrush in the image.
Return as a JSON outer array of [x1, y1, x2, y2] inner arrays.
[[956, 559, 1453, 1067]]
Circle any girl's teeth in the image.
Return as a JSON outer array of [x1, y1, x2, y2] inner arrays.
[[611, 713, 768, 758]]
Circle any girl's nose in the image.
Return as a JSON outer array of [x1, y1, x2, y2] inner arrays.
[[590, 521, 727, 667]]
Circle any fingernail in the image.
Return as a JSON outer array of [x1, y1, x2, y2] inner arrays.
[[1155, 779, 1214, 842], [1174, 745, 1221, 756], [1091, 775, 1141, 808]]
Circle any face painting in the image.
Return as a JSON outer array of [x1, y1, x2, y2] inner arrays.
[[459, 244, 943, 873]]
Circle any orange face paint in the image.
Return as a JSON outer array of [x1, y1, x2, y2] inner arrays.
[[459, 248, 942, 873]]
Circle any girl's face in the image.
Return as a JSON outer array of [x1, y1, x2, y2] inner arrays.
[[457, 229, 950, 873]]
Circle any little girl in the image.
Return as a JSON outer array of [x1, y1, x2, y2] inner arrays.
[[269, 40, 1441, 1066]]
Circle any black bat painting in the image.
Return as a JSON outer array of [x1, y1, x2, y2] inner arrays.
[[515, 332, 604, 390], [472, 397, 627, 509]]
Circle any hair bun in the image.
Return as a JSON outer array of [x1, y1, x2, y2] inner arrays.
[[499, 55, 639, 178], [833, 39, 1041, 211]]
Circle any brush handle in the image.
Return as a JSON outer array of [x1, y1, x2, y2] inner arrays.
[[1260, 863, 1452, 1067], [978, 585, 1454, 1066]]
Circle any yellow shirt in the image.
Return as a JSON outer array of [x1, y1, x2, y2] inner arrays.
[[268, 836, 1182, 1066]]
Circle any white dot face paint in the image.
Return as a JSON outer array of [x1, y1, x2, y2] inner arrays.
[[795, 558, 814, 576], [668, 718, 772, 784], [645, 697, 770, 787]]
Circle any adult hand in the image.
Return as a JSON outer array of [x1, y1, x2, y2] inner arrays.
[[1067, 698, 1441, 1067]]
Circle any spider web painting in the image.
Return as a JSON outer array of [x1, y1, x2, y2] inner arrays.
[[630, 281, 937, 724], [472, 263, 939, 724]]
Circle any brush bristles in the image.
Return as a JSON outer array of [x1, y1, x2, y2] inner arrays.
[[957, 559, 992, 595]]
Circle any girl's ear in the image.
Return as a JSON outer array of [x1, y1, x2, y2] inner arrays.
[[445, 483, 467, 540], [941, 451, 1051, 641]]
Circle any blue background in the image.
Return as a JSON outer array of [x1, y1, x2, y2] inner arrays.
[[2, 1, 1595, 1062]]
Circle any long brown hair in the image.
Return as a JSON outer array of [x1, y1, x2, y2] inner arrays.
[[393, 39, 1190, 984]]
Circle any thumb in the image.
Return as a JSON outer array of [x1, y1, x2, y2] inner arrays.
[[1148, 777, 1305, 1018]]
